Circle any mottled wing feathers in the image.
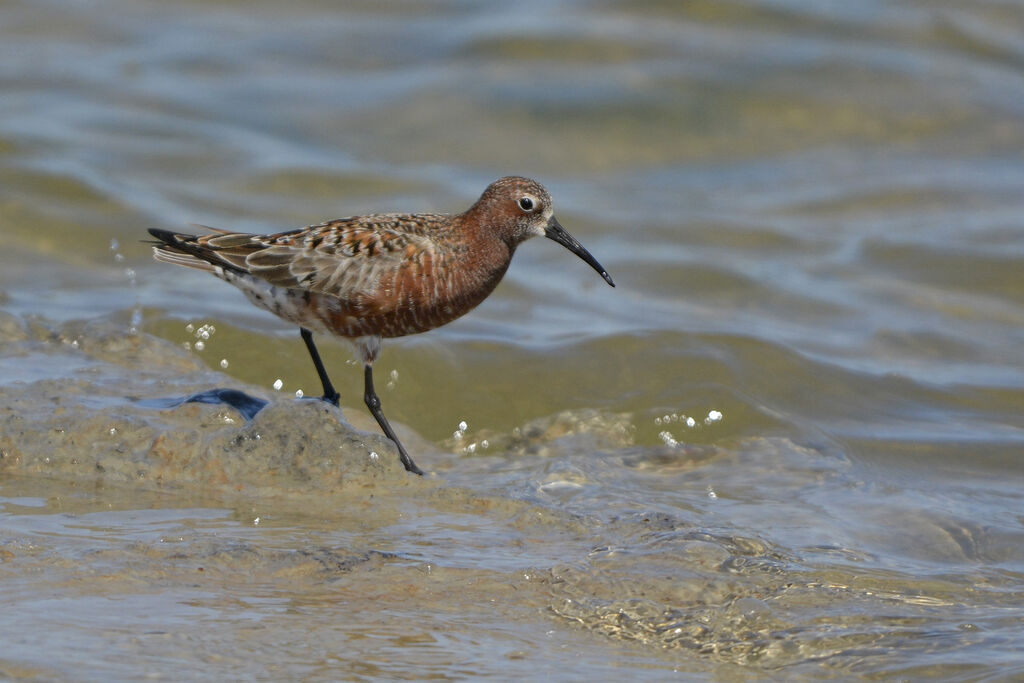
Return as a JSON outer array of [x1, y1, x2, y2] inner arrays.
[[148, 214, 449, 297]]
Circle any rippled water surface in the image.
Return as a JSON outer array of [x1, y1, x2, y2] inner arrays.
[[2, 0, 1024, 679]]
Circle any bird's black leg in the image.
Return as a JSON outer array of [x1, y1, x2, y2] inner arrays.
[[300, 327, 340, 406], [363, 364, 423, 475]]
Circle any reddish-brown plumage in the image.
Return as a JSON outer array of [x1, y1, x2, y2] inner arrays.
[[148, 176, 614, 474]]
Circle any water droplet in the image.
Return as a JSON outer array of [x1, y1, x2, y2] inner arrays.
[[194, 323, 215, 341], [273, 379, 283, 391], [193, 340, 205, 351], [706, 410, 723, 423], [685, 417, 696, 428], [219, 359, 229, 369], [369, 451, 379, 461], [295, 389, 304, 398], [458, 420, 468, 431], [109, 238, 120, 251]]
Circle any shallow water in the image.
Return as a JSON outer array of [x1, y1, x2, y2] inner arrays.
[[2, 0, 1024, 679]]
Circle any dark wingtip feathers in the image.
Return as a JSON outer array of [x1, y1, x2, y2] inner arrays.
[[148, 227, 197, 246]]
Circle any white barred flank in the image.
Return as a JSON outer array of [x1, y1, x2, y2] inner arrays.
[[221, 270, 322, 333]]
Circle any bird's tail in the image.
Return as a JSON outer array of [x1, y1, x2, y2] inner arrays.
[[147, 228, 220, 274]]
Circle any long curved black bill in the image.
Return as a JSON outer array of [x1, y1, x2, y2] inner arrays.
[[544, 216, 615, 287]]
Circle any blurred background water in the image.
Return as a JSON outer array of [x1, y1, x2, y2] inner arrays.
[[2, 0, 1024, 679]]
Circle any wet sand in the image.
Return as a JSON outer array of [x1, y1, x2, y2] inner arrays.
[[4, 313, 1022, 679]]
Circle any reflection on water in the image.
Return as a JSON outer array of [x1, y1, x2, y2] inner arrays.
[[2, 0, 1024, 679]]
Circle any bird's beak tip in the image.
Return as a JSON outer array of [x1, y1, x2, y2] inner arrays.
[[544, 216, 615, 288]]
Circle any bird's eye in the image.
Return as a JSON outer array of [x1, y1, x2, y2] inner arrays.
[[518, 196, 535, 212]]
